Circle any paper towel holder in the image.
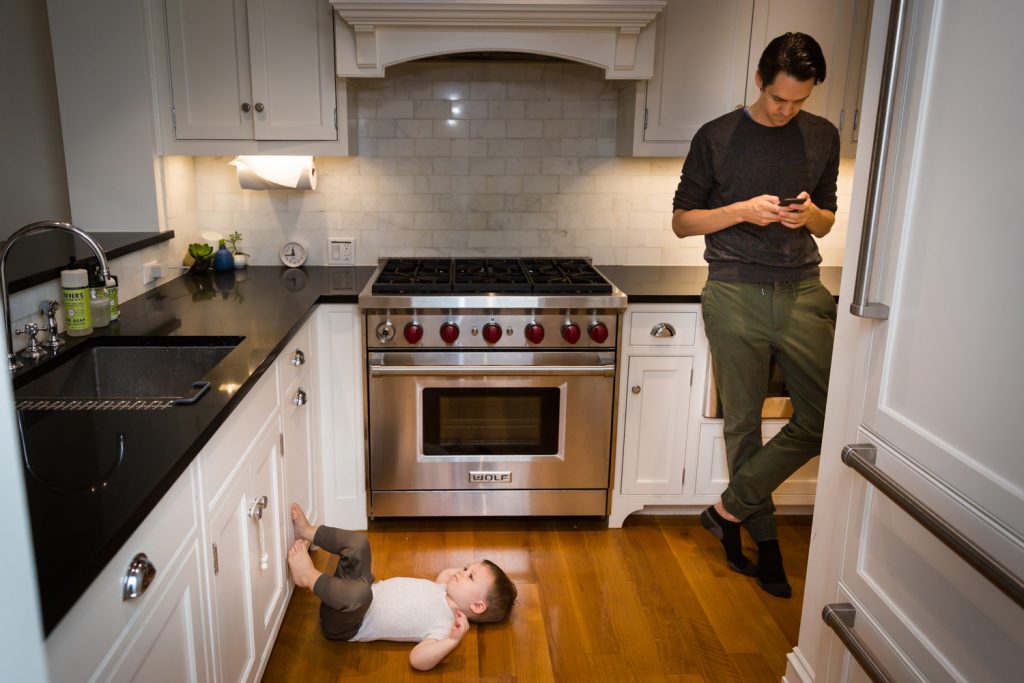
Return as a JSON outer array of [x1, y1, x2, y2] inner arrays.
[[229, 155, 317, 191]]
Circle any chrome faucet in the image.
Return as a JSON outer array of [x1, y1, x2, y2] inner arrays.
[[1, 221, 110, 372]]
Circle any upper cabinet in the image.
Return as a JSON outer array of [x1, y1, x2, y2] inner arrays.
[[617, 0, 868, 158], [152, 0, 357, 155]]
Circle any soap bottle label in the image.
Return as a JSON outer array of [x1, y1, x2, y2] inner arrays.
[[63, 287, 92, 332]]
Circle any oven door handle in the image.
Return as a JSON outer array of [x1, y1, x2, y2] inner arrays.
[[369, 363, 616, 377]]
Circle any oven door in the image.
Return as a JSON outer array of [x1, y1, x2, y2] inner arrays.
[[368, 351, 615, 491]]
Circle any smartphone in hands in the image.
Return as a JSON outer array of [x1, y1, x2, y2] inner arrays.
[[778, 197, 807, 207]]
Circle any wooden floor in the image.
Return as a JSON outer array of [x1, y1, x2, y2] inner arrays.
[[263, 515, 811, 682]]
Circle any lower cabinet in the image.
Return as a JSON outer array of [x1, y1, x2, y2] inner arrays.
[[619, 355, 693, 495], [207, 416, 287, 683]]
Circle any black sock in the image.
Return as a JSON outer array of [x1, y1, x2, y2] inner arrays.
[[700, 506, 756, 575], [755, 539, 792, 598]]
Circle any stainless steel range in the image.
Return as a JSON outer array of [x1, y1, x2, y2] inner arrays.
[[359, 257, 626, 517]]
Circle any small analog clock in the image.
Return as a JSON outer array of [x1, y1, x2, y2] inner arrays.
[[279, 240, 308, 268]]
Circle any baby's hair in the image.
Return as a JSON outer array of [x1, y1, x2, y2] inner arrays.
[[473, 560, 517, 623]]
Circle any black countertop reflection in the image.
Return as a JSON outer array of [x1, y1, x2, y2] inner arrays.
[[596, 265, 842, 302], [15, 262, 838, 635], [2, 231, 175, 293], [14, 266, 375, 635]]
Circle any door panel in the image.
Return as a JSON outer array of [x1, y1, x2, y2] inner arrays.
[[859, 0, 1024, 570]]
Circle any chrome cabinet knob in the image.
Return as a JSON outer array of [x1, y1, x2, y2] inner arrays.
[[254, 102, 265, 113], [650, 322, 676, 338], [123, 553, 157, 601], [248, 495, 269, 520], [631, 385, 641, 394], [241, 102, 251, 112], [291, 349, 306, 366], [293, 388, 308, 406]]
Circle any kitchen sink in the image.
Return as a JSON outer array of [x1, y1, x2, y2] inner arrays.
[[14, 336, 243, 407]]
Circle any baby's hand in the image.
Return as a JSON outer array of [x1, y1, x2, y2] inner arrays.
[[450, 610, 469, 641]]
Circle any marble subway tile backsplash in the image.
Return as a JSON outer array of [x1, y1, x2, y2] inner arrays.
[[172, 60, 852, 268]]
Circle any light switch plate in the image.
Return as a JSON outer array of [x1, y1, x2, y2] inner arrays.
[[328, 237, 355, 266]]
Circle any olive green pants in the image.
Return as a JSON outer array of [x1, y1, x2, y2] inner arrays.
[[701, 278, 836, 542]]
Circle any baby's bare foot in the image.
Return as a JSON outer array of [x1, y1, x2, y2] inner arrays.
[[287, 539, 321, 590], [290, 503, 316, 542]]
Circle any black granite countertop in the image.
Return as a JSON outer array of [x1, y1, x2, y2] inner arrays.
[[14, 266, 375, 635], [596, 265, 843, 302], [14, 262, 839, 635]]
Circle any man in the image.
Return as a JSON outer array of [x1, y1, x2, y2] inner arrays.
[[672, 33, 839, 598]]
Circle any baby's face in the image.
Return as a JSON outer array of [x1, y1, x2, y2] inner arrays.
[[445, 561, 493, 609]]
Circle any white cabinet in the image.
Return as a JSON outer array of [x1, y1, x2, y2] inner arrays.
[[619, 355, 693, 495], [45, 463, 212, 683], [164, 0, 336, 141], [617, 0, 867, 158], [694, 421, 818, 504], [280, 318, 319, 538], [316, 304, 368, 530], [617, 0, 754, 157]]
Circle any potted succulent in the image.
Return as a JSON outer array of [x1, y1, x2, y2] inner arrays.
[[225, 230, 249, 269], [183, 242, 214, 274]]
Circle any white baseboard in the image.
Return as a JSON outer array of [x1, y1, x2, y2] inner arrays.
[[783, 647, 815, 683]]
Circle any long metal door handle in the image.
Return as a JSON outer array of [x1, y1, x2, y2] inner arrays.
[[369, 364, 616, 377], [822, 603, 895, 683], [850, 0, 910, 320], [842, 444, 1024, 609]]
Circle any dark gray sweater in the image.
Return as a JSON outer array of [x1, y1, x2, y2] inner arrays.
[[673, 108, 839, 282]]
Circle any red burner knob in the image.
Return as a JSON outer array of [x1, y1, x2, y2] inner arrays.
[[482, 322, 503, 344], [525, 323, 545, 344], [403, 322, 423, 344], [439, 322, 460, 344], [588, 321, 609, 344], [561, 322, 582, 344]]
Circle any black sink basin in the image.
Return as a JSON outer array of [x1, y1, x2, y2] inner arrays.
[[14, 336, 243, 403]]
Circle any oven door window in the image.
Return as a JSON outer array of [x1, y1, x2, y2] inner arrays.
[[421, 387, 560, 456]]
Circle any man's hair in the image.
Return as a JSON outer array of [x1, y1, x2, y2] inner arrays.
[[758, 32, 827, 86], [473, 560, 518, 623]]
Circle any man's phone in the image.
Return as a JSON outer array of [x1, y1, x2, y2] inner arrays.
[[779, 197, 807, 207]]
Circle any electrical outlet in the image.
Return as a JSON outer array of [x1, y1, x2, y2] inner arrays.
[[142, 260, 163, 285], [328, 238, 356, 266]]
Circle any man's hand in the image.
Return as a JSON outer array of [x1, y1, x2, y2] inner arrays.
[[745, 194, 788, 226], [777, 191, 813, 229]]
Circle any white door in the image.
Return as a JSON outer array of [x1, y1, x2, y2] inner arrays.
[[793, 1, 1024, 682]]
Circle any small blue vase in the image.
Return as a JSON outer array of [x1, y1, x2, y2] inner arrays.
[[213, 243, 234, 271]]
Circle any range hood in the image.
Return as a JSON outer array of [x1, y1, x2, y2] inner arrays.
[[330, 0, 666, 79]]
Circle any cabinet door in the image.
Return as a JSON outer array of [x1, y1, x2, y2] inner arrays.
[[165, 0, 254, 140], [247, 421, 288, 670], [620, 356, 693, 495], [644, 0, 754, 143], [247, 0, 337, 140], [100, 544, 210, 683], [283, 380, 313, 540]]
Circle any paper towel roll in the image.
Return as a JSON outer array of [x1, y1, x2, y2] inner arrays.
[[229, 156, 317, 191]]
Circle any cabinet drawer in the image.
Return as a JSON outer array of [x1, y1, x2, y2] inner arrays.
[[200, 366, 279, 509], [628, 311, 698, 347], [279, 320, 313, 390], [45, 464, 199, 682]]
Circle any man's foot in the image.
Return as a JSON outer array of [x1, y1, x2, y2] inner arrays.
[[754, 539, 792, 598], [291, 503, 317, 543], [700, 505, 757, 576], [287, 539, 322, 590]]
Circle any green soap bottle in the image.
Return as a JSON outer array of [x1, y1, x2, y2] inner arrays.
[[61, 268, 92, 336]]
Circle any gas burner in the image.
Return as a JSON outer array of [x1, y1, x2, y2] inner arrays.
[[372, 258, 452, 293], [453, 258, 532, 293], [522, 258, 613, 294], [369, 257, 617, 295]]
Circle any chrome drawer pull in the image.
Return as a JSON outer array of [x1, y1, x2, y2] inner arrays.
[[843, 444, 1024, 608], [650, 323, 676, 338], [293, 388, 308, 406], [291, 349, 306, 366], [822, 603, 894, 683], [123, 553, 157, 601]]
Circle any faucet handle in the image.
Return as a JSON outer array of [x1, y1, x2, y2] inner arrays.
[[15, 323, 48, 361]]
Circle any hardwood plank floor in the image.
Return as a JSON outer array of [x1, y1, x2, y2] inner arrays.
[[263, 515, 811, 682]]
